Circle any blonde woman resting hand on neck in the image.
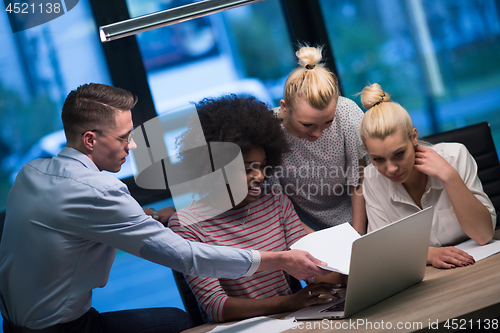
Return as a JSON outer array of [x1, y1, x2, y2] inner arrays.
[[359, 83, 496, 269]]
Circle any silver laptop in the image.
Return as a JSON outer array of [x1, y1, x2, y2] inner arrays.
[[287, 206, 434, 320]]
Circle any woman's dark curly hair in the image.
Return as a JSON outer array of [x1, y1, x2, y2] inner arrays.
[[179, 94, 289, 168]]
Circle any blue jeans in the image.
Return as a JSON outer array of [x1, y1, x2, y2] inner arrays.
[[3, 307, 193, 333]]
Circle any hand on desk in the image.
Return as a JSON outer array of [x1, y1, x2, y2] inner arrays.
[[221, 282, 342, 321], [427, 246, 475, 269]]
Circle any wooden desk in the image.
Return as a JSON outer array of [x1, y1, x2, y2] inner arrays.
[[183, 230, 500, 332]]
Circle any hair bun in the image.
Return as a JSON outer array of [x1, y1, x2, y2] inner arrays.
[[296, 46, 323, 69], [360, 83, 390, 109]]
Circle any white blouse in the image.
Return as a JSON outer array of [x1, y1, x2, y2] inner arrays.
[[364, 142, 496, 247]]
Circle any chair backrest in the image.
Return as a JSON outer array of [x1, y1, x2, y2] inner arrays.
[[171, 269, 303, 326], [422, 122, 500, 224], [172, 270, 206, 327]]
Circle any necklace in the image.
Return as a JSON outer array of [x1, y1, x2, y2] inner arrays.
[[227, 204, 251, 225], [237, 205, 251, 225]]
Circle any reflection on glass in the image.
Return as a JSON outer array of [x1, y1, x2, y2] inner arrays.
[[131, 105, 248, 223]]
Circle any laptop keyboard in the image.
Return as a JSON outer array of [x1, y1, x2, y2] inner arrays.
[[320, 300, 345, 313]]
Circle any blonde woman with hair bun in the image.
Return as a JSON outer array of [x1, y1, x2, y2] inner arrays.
[[268, 45, 368, 234], [360, 83, 496, 269]]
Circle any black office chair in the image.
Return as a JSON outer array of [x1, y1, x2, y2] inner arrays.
[[172, 270, 206, 327], [422, 122, 500, 228], [172, 268, 303, 327]]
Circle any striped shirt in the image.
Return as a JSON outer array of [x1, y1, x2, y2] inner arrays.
[[168, 192, 306, 322]]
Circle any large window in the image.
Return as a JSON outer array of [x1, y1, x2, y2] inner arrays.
[[320, 0, 500, 147], [0, 0, 111, 211], [126, 0, 296, 115]]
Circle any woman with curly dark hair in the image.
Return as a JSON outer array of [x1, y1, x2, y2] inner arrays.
[[168, 95, 339, 322]]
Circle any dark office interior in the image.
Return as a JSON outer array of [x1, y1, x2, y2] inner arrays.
[[1, 0, 500, 330]]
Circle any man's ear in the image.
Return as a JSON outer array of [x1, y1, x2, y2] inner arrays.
[[81, 131, 96, 151]]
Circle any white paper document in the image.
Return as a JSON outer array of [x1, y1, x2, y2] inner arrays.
[[208, 316, 295, 333], [455, 238, 500, 261], [290, 223, 360, 275]]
